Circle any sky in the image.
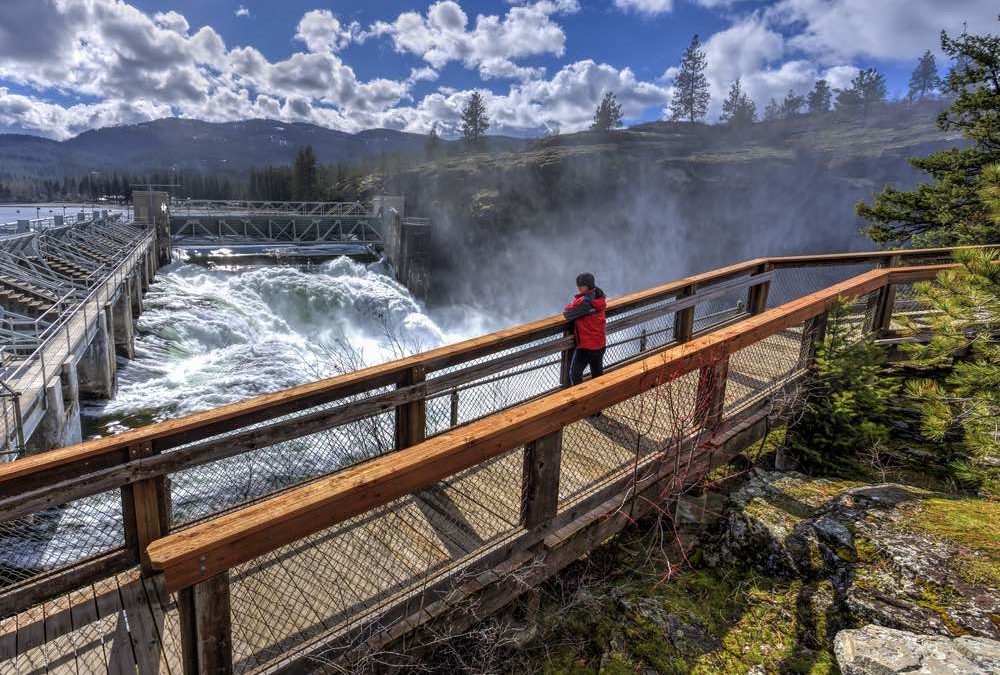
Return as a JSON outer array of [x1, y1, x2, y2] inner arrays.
[[0, 0, 996, 141]]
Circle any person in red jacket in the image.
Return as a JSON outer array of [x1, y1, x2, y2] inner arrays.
[[563, 272, 607, 386]]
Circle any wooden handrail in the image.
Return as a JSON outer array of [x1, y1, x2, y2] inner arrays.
[[0, 247, 966, 487], [147, 263, 956, 592]]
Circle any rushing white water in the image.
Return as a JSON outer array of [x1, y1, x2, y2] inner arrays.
[[84, 256, 496, 434]]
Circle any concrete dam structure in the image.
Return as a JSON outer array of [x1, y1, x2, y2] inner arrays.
[[0, 197, 167, 458]]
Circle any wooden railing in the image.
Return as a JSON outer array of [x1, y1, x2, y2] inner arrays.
[[0, 247, 970, 626], [144, 261, 954, 672]]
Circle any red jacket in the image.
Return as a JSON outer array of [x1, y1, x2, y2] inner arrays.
[[563, 287, 607, 350]]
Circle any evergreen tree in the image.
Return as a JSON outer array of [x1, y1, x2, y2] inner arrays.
[[806, 79, 832, 114], [720, 78, 756, 127], [858, 27, 1000, 247], [669, 34, 710, 123], [835, 67, 887, 115], [902, 247, 1000, 479], [786, 299, 900, 471], [425, 123, 441, 159], [908, 50, 942, 101], [780, 89, 805, 118], [292, 145, 318, 201], [763, 97, 781, 121], [591, 91, 624, 131], [460, 92, 490, 146]]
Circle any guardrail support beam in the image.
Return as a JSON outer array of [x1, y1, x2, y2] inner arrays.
[[674, 284, 696, 343], [178, 572, 234, 675], [122, 440, 171, 575], [695, 356, 729, 431], [521, 430, 563, 529], [798, 312, 829, 368], [395, 366, 426, 449], [747, 263, 772, 315]]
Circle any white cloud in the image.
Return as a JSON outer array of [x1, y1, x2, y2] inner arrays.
[[294, 9, 360, 54], [614, 0, 674, 16], [769, 0, 998, 61], [235, 5, 251, 19], [373, 1, 575, 80]]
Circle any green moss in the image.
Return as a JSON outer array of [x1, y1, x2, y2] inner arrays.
[[912, 497, 1000, 588], [915, 583, 967, 637]]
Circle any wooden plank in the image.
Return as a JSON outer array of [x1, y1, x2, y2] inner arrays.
[[41, 592, 79, 675], [68, 585, 109, 675], [520, 431, 563, 529], [15, 600, 48, 673], [117, 574, 164, 674], [0, 613, 16, 672], [142, 576, 182, 675], [92, 575, 137, 675]]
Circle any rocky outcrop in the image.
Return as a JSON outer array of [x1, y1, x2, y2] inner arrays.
[[835, 625, 1000, 674], [708, 470, 1000, 640]]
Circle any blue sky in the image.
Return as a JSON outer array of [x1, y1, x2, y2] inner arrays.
[[0, 1, 995, 140]]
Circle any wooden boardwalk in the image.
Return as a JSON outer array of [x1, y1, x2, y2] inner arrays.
[[0, 329, 804, 673]]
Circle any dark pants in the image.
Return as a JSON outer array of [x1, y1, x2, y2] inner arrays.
[[569, 347, 605, 385]]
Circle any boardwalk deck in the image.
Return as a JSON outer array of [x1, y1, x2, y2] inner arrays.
[[0, 334, 803, 673]]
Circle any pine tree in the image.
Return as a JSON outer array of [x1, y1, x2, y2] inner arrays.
[[460, 92, 490, 146], [425, 123, 441, 159], [669, 34, 710, 123], [806, 79, 832, 114], [292, 145, 318, 201], [858, 27, 1000, 247], [908, 50, 942, 101], [720, 78, 756, 127], [591, 91, 624, 131], [763, 97, 781, 121], [902, 247, 1000, 475], [780, 89, 805, 118], [835, 67, 887, 115]]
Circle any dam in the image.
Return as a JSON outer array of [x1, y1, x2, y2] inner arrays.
[[0, 194, 432, 455]]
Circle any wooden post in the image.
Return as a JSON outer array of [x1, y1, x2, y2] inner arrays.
[[798, 312, 829, 368], [747, 263, 771, 315], [395, 365, 426, 449], [450, 390, 460, 427], [178, 572, 233, 675], [869, 254, 900, 337], [695, 357, 729, 431], [122, 441, 169, 575], [639, 328, 648, 353], [521, 430, 562, 529], [559, 326, 575, 387], [674, 284, 696, 343]]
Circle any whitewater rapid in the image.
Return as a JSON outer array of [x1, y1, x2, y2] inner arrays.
[[84, 256, 496, 434]]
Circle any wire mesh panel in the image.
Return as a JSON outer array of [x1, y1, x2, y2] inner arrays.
[[724, 327, 805, 417], [767, 263, 876, 309], [168, 411, 395, 528], [559, 370, 699, 506], [692, 286, 748, 334], [0, 488, 125, 590], [890, 282, 935, 332], [226, 446, 527, 673]]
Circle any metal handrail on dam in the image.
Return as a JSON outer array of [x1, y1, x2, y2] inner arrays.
[[0, 213, 159, 457], [0, 246, 978, 673]]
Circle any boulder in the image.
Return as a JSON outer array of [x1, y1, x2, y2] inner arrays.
[[834, 625, 1000, 674]]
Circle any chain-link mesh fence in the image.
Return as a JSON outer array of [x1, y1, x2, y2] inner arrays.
[[0, 488, 125, 591]]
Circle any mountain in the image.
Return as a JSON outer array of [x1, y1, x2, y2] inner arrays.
[[0, 118, 529, 177]]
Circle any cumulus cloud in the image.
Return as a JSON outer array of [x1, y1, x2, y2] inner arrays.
[[769, 0, 997, 61], [614, 0, 674, 16], [372, 1, 575, 80], [295, 9, 360, 54], [235, 5, 251, 19]]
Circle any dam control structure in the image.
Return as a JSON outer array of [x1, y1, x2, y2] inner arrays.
[[0, 196, 168, 459], [167, 195, 431, 299]]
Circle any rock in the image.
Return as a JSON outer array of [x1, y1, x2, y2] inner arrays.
[[834, 624, 1000, 674], [709, 470, 1000, 640]]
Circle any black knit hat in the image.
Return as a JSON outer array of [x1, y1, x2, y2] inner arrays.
[[576, 273, 595, 289]]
